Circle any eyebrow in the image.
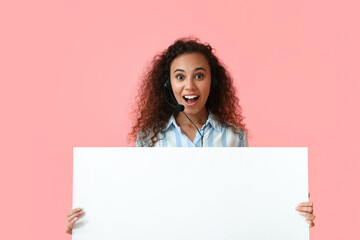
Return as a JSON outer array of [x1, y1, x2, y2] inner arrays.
[[174, 67, 207, 73]]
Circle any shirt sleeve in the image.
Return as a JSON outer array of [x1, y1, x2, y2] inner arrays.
[[243, 130, 249, 147], [135, 131, 149, 147], [237, 129, 249, 147], [135, 135, 141, 147]]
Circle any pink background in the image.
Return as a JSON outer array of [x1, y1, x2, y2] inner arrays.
[[1, 0, 359, 239]]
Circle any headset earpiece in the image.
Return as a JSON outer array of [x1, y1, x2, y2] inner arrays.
[[164, 79, 169, 89]]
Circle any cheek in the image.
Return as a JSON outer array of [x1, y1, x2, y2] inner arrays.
[[171, 84, 180, 95], [201, 82, 211, 97], [171, 83, 182, 100]]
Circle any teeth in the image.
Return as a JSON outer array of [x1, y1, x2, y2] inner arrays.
[[184, 95, 198, 99]]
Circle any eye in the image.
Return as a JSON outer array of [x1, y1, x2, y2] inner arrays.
[[176, 74, 184, 80], [195, 73, 204, 79]]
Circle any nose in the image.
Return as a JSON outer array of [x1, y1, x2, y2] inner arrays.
[[184, 78, 196, 90]]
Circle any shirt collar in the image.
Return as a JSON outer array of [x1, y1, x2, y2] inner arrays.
[[165, 115, 176, 130], [164, 112, 222, 133], [206, 112, 222, 132]]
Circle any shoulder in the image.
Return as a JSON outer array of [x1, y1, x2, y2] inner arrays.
[[211, 115, 248, 147], [135, 128, 168, 147], [224, 122, 249, 147], [135, 130, 151, 147]]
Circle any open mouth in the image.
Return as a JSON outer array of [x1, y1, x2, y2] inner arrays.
[[183, 95, 199, 105]]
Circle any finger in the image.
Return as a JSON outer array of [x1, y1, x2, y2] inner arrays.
[[299, 212, 316, 220], [65, 228, 72, 234], [68, 211, 85, 222], [297, 202, 313, 207], [67, 208, 82, 217], [67, 217, 78, 230], [296, 206, 313, 213], [306, 219, 315, 228]]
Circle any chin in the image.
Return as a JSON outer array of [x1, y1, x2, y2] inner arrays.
[[183, 106, 206, 116]]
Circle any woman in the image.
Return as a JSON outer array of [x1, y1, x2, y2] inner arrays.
[[66, 37, 315, 234]]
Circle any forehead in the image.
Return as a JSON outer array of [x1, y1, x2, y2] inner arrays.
[[170, 52, 210, 70]]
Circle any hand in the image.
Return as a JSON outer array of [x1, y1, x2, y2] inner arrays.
[[65, 208, 85, 234], [295, 202, 315, 227]]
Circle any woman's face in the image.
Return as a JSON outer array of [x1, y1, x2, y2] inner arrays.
[[170, 52, 212, 117]]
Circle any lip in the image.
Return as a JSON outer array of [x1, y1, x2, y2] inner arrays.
[[183, 94, 200, 106], [183, 94, 199, 97]]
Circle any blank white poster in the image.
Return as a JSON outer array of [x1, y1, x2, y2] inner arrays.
[[72, 147, 309, 240]]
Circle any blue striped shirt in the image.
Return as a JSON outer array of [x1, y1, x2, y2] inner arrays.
[[136, 113, 248, 147]]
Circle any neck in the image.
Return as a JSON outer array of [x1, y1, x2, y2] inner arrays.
[[175, 108, 209, 129]]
